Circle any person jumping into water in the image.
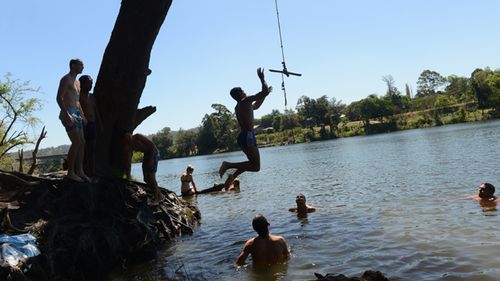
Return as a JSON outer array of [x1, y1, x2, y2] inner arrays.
[[218, 67, 272, 188]]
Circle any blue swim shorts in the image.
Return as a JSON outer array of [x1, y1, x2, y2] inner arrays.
[[60, 108, 83, 131], [237, 131, 257, 149], [142, 149, 160, 173]]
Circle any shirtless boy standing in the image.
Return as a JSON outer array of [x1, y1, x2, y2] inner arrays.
[[218, 68, 272, 188], [123, 133, 165, 205], [56, 59, 89, 182], [79, 75, 97, 177], [236, 214, 289, 267]]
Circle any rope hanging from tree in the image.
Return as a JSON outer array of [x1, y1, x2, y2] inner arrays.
[[269, 0, 302, 107]]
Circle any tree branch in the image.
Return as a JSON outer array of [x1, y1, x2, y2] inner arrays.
[[0, 95, 18, 146], [133, 106, 156, 131], [28, 126, 47, 175], [18, 149, 23, 173]]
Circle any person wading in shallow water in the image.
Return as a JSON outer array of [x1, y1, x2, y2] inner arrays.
[[218, 67, 272, 189], [289, 193, 316, 217], [180, 165, 198, 196], [236, 214, 289, 267]]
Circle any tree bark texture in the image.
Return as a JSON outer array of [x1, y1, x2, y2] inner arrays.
[[94, 0, 172, 176]]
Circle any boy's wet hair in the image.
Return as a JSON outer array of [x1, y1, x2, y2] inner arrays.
[[79, 75, 92, 83], [483, 182, 495, 194], [230, 87, 243, 101], [252, 214, 269, 237], [69, 58, 82, 68]]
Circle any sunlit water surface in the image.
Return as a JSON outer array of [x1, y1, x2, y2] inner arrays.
[[109, 120, 500, 281]]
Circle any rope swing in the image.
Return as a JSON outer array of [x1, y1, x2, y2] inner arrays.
[[269, 0, 302, 106]]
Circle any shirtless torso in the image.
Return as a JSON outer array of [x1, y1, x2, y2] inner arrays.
[[235, 100, 255, 132], [180, 173, 194, 193], [58, 73, 85, 127], [80, 93, 96, 123], [237, 234, 289, 267]]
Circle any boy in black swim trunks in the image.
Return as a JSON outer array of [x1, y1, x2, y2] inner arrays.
[[218, 67, 272, 188], [79, 75, 97, 177]]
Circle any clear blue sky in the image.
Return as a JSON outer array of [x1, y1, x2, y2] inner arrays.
[[1, 0, 499, 148]]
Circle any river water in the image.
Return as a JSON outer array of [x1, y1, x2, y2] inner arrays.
[[113, 120, 500, 281]]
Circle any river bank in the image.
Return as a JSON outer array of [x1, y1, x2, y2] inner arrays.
[[256, 105, 497, 147], [0, 172, 200, 281]]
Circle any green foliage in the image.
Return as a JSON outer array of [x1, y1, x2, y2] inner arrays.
[[354, 97, 394, 126], [257, 109, 281, 129], [131, 151, 144, 163], [280, 109, 301, 131], [410, 95, 438, 111], [296, 95, 345, 130], [345, 101, 361, 122], [445, 75, 473, 102], [434, 94, 456, 108], [485, 71, 500, 111], [196, 104, 237, 154], [470, 68, 493, 109], [451, 107, 467, 123], [174, 129, 198, 157], [196, 114, 218, 154], [416, 70, 446, 97], [151, 127, 173, 159], [0, 73, 42, 161]]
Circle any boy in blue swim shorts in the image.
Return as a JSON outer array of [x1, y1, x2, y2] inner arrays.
[[56, 58, 90, 182], [218, 67, 273, 189]]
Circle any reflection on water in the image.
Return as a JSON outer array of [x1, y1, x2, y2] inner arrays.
[[115, 120, 500, 281]]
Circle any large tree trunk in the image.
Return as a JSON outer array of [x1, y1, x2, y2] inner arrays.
[[94, 0, 172, 176]]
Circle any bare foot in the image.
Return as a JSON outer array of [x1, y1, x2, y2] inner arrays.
[[78, 172, 91, 183], [149, 194, 166, 206], [219, 161, 229, 178], [66, 172, 84, 182], [224, 174, 236, 189]]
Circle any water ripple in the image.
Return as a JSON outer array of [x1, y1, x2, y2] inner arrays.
[[120, 120, 500, 281]]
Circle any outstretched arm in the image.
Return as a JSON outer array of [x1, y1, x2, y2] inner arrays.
[[236, 240, 252, 266], [307, 205, 316, 213], [244, 68, 272, 108], [253, 67, 272, 110]]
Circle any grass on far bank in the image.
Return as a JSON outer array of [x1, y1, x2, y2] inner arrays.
[[256, 105, 496, 148]]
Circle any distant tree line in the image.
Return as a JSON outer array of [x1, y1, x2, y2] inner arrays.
[[144, 67, 500, 160]]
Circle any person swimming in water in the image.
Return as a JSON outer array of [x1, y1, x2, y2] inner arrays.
[[468, 183, 499, 202], [180, 165, 198, 196], [236, 214, 289, 267], [289, 193, 316, 217]]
